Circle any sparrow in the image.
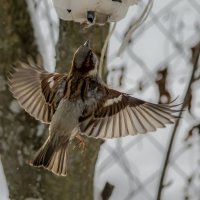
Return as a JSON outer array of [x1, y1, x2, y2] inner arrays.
[[8, 40, 179, 176]]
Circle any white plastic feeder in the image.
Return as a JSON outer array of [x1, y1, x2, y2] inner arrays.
[[52, 0, 138, 25]]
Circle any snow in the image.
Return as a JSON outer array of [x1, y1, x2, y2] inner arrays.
[[26, 0, 59, 72], [0, 157, 9, 200]]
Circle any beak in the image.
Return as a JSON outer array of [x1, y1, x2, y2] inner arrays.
[[83, 40, 91, 48]]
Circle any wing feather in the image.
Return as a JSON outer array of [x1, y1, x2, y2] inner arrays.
[[121, 108, 129, 136], [113, 109, 120, 137], [135, 106, 156, 132], [79, 87, 180, 139], [125, 107, 137, 134], [130, 107, 147, 134], [139, 106, 165, 128], [9, 61, 68, 123]]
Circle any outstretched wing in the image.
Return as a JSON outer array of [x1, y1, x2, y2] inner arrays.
[[79, 88, 180, 138], [8, 60, 68, 123]]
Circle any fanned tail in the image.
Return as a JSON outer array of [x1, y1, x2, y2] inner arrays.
[[30, 137, 69, 176]]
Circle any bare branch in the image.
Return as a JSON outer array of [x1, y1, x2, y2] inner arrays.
[[156, 41, 200, 200], [99, 23, 117, 78]]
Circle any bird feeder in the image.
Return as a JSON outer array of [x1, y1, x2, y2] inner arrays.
[[52, 0, 138, 25]]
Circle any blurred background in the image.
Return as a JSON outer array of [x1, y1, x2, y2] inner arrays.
[[0, 0, 200, 200]]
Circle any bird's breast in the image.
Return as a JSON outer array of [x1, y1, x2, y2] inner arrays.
[[49, 99, 84, 137]]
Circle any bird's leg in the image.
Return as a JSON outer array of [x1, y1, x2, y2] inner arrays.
[[73, 134, 86, 152]]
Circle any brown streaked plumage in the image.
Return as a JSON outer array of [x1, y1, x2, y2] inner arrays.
[[8, 40, 180, 176]]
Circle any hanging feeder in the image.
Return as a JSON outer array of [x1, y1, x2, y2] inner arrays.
[[52, 0, 138, 25]]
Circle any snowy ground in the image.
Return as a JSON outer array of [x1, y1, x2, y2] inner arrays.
[[0, 0, 200, 199]]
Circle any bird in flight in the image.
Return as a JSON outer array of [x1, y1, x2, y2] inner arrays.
[[9, 40, 179, 176]]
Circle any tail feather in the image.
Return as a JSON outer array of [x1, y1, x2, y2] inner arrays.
[[30, 137, 69, 176]]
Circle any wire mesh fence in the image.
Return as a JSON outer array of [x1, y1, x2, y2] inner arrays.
[[94, 0, 200, 199], [24, 0, 200, 199]]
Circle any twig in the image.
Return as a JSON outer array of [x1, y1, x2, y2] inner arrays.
[[117, 0, 154, 56], [156, 42, 200, 200], [99, 23, 116, 78]]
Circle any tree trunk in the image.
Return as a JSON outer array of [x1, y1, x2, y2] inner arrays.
[[0, 1, 109, 199], [55, 21, 109, 200], [0, 1, 42, 199]]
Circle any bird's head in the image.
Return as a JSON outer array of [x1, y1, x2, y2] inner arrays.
[[72, 40, 98, 76]]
